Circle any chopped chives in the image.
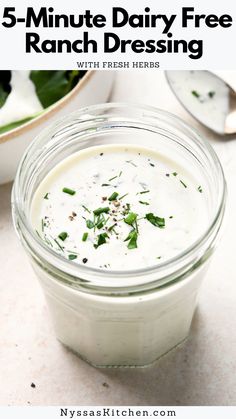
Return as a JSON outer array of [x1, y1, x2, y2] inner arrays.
[[101, 183, 110, 187], [139, 201, 149, 205], [58, 232, 68, 241], [82, 205, 91, 213], [124, 212, 137, 225], [62, 187, 76, 195], [208, 91, 215, 98], [180, 180, 187, 188], [44, 193, 49, 200], [119, 193, 129, 200], [198, 185, 203, 193], [82, 232, 88, 242], [93, 207, 110, 216], [109, 175, 118, 182], [172, 172, 178, 176], [137, 190, 150, 195], [192, 90, 200, 98], [108, 192, 119, 201]]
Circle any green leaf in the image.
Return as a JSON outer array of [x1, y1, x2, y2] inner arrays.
[[30, 70, 82, 109], [0, 115, 36, 134], [145, 213, 165, 228], [86, 220, 94, 229], [94, 233, 108, 249], [124, 230, 138, 249]]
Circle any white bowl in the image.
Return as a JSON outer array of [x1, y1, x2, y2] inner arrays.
[[0, 70, 115, 184]]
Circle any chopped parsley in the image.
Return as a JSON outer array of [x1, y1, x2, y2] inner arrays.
[[62, 187, 76, 195], [145, 213, 165, 228], [94, 233, 109, 249], [124, 230, 138, 249], [68, 254, 77, 260], [44, 193, 49, 200]]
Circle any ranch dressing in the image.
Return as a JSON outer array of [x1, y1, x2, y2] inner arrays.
[[167, 70, 229, 134], [31, 144, 208, 270], [0, 71, 43, 126]]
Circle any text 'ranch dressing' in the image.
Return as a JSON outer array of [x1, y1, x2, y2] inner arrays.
[[31, 144, 208, 270]]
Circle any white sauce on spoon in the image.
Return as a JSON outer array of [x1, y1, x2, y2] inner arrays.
[[167, 70, 230, 134], [31, 144, 208, 271]]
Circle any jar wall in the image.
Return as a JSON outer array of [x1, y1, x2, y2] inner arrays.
[[31, 259, 208, 367]]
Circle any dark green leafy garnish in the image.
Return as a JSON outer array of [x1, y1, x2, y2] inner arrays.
[[172, 172, 178, 176], [68, 254, 77, 260], [94, 233, 109, 249], [62, 187, 76, 195], [137, 190, 150, 195], [139, 201, 149, 205], [124, 230, 138, 249], [198, 185, 203, 193], [44, 193, 49, 200], [208, 91, 215, 98], [93, 207, 110, 216], [145, 213, 165, 228], [58, 232, 68, 241], [82, 232, 88, 242], [180, 180, 187, 188], [192, 90, 200, 98], [86, 220, 94, 229], [124, 212, 137, 225], [108, 192, 119, 201]]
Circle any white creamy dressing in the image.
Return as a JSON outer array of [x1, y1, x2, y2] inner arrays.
[[0, 71, 43, 125], [167, 70, 229, 134], [31, 144, 208, 271]]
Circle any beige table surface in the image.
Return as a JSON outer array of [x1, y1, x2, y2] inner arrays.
[[0, 71, 236, 406]]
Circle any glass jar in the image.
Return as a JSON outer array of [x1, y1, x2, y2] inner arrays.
[[12, 103, 226, 368]]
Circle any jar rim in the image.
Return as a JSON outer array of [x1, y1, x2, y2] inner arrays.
[[12, 102, 226, 290]]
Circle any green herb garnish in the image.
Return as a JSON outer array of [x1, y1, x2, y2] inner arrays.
[[62, 187, 76, 195], [119, 193, 129, 200], [109, 175, 118, 182], [139, 201, 149, 205], [145, 213, 165, 228], [124, 212, 137, 225], [172, 172, 178, 176], [137, 190, 150, 195], [82, 232, 88, 242], [58, 232, 68, 241], [101, 183, 110, 187], [198, 185, 203, 193], [44, 193, 49, 200], [108, 192, 119, 201], [68, 254, 77, 260], [208, 91, 215, 98], [180, 180, 187, 188], [94, 233, 109, 249], [82, 205, 91, 213], [86, 220, 94, 229], [124, 230, 138, 249], [192, 90, 200, 98], [93, 207, 110, 216]]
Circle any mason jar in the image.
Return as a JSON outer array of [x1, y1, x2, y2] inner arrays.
[[12, 103, 226, 368]]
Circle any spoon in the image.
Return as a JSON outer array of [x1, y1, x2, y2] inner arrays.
[[165, 70, 236, 135]]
